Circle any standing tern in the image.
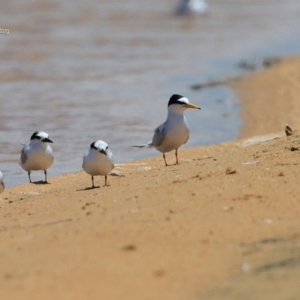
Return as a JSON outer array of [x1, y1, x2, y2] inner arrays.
[[20, 131, 54, 183], [82, 140, 114, 189], [133, 94, 200, 166], [0, 170, 4, 193]]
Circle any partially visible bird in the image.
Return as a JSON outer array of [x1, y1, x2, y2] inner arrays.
[[133, 94, 200, 166], [285, 124, 293, 136], [0, 170, 4, 193], [20, 131, 54, 183], [175, 0, 209, 15], [82, 140, 114, 189]]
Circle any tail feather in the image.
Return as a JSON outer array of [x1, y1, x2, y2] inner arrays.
[[132, 144, 148, 148], [132, 140, 154, 148]]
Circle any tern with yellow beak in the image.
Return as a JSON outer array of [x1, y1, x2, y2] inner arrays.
[[133, 94, 200, 166]]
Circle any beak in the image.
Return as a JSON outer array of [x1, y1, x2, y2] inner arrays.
[[43, 138, 53, 143], [99, 149, 107, 156], [184, 102, 201, 110]]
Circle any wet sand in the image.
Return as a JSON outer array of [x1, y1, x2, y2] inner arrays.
[[1, 56, 300, 299]]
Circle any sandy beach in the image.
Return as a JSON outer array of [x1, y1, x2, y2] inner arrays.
[[1, 56, 300, 299]]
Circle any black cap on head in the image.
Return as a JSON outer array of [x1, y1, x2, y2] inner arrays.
[[168, 94, 185, 107]]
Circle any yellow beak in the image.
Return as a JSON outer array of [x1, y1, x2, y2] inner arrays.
[[184, 102, 201, 110]]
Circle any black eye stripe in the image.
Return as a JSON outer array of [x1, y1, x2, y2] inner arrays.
[[32, 136, 42, 140], [31, 136, 42, 140]]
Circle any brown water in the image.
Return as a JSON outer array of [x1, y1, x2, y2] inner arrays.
[[1, 0, 300, 187]]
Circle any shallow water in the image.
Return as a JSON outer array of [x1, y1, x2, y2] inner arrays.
[[1, 0, 300, 187]]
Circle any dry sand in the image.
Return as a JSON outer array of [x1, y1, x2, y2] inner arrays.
[[1, 56, 300, 300]]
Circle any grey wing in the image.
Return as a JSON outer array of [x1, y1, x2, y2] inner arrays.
[[20, 146, 27, 164], [151, 124, 167, 147]]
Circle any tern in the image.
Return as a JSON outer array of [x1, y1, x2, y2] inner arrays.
[[0, 170, 4, 193], [82, 140, 114, 189], [20, 131, 54, 183], [133, 94, 200, 166]]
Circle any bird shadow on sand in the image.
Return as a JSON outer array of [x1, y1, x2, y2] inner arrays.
[[31, 181, 50, 185], [77, 186, 101, 191]]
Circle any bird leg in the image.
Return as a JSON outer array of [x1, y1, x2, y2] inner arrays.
[[163, 153, 168, 166], [104, 175, 110, 186], [91, 176, 95, 188], [44, 170, 48, 183], [28, 172, 32, 183], [175, 149, 179, 165]]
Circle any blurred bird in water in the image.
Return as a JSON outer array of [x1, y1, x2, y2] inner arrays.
[[175, 0, 209, 16]]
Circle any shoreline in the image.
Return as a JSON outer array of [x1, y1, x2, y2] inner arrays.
[[1, 55, 300, 299]]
